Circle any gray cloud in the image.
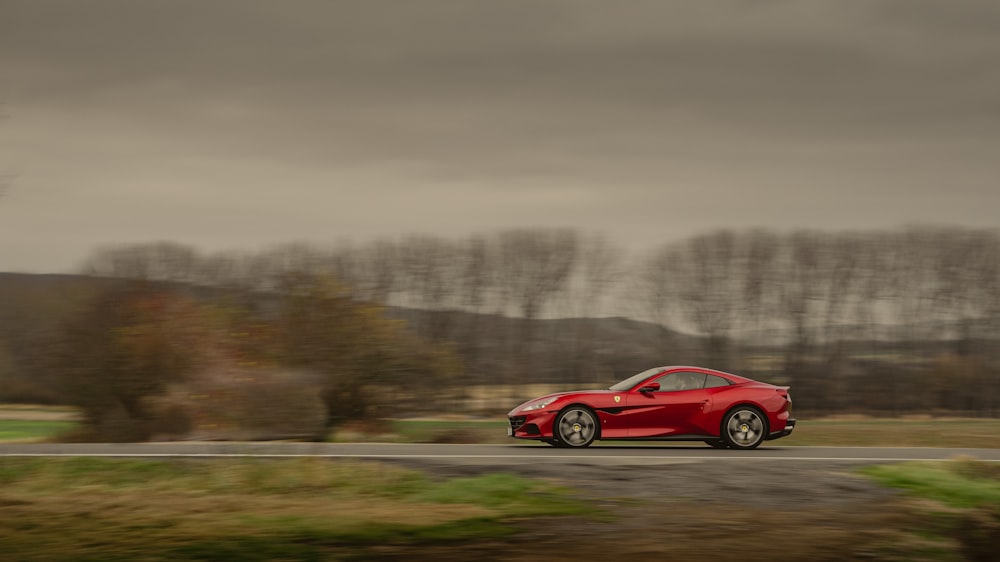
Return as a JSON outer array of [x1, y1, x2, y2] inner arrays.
[[1, 0, 999, 271]]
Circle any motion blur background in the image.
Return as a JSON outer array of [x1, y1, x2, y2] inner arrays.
[[2, 1, 999, 441]]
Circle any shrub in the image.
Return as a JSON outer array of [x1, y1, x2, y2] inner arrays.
[[184, 370, 327, 440]]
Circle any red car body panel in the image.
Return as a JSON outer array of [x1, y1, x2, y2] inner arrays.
[[507, 366, 795, 447]]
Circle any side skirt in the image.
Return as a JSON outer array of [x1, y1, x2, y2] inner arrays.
[[599, 434, 717, 442]]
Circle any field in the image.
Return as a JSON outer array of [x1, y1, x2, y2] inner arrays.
[[0, 457, 587, 561], [0, 405, 80, 443], [0, 420, 77, 442]]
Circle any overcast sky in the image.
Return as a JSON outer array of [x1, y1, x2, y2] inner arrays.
[[2, 0, 999, 272]]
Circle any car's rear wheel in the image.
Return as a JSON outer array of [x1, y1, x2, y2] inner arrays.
[[722, 407, 767, 450], [704, 440, 729, 449], [554, 407, 598, 448]]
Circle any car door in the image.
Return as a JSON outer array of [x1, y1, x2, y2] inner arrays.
[[626, 371, 712, 438]]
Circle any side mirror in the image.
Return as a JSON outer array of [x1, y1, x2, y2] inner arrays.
[[638, 382, 660, 393]]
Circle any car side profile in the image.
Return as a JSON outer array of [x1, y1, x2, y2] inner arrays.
[[507, 366, 795, 449]]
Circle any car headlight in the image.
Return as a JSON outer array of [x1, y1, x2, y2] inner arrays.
[[522, 397, 557, 411]]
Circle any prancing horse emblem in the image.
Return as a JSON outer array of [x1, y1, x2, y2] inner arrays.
[[614, 395, 621, 403]]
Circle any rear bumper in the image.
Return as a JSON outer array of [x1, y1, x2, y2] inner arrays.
[[766, 418, 796, 440]]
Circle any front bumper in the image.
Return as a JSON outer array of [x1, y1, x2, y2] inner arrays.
[[507, 411, 557, 439], [766, 418, 796, 440]]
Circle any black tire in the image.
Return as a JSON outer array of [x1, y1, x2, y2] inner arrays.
[[704, 440, 729, 449], [721, 406, 767, 450], [553, 406, 598, 448]]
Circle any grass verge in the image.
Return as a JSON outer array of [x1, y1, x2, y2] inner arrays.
[[860, 459, 1000, 562], [860, 459, 1000, 508], [0, 457, 586, 561]]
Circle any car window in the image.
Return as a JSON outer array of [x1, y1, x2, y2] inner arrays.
[[609, 367, 667, 391], [651, 371, 707, 392], [704, 374, 731, 388]]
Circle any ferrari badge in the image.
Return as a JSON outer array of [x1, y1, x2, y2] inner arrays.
[[614, 395, 621, 403]]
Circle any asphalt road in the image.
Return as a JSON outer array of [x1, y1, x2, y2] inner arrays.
[[1, 442, 998, 463]]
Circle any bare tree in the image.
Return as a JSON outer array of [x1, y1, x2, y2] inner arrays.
[[457, 234, 492, 314], [347, 240, 398, 304], [738, 229, 780, 346], [547, 233, 624, 383], [394, 235, 459, 340], [492, 229, 578, 319], [632, 244, 676, 347], [488, 229, 578, 386], [562, 233, 622, 318], [675, 231, 742, 368]]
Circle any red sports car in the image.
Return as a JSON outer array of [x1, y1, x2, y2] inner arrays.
[[507, 366, 795, 449]]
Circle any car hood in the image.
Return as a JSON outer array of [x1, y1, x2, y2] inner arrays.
[[509, 389, 615, 413]]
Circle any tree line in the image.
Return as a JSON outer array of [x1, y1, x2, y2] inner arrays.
[[76, 226, 1000, 417], [2, 225, 998, 440]]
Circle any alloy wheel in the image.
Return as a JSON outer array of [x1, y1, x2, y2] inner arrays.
[[556, 408, 597, 447], [725, 409, 765, 449]]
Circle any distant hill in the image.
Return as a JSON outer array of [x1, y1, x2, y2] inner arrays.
[[385, 306, 708, 385]]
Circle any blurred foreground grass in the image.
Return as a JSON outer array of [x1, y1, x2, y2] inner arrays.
[[861, 459, 1000, 508], [861, 459, 1000, 561], [0, 457, 586, 561]]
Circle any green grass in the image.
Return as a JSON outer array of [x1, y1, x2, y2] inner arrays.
[[0, 457, 588, 561], [0, 419, 77, 442], [860, 459, 1000, 508]]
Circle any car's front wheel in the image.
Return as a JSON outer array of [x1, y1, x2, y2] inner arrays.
[[554, 407, 598, 448], [722, 407, 767, 450]]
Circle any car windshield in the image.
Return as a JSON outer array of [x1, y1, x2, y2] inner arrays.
[[608, 367, 666, 391]]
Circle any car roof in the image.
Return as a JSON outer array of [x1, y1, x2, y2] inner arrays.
[[653, 366, 753, 384]]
